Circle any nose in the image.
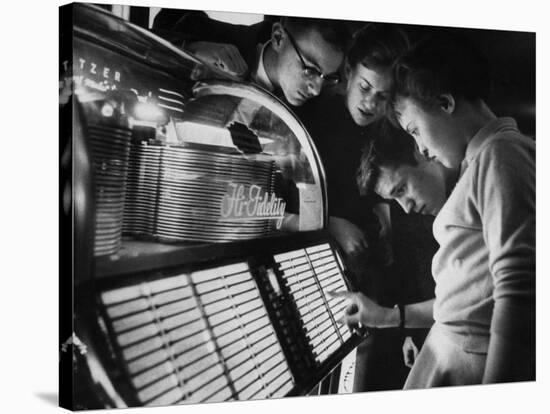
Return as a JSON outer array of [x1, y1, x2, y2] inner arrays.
[[306, 78, 323, 97], [416, 142, 428, 156], [361, 90, 379, 112]]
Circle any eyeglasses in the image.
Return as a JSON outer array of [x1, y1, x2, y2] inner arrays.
[[284, 28, 341, 85]]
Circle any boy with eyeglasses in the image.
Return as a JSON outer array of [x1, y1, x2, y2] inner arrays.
[[153, 11, 349, 107], [152, 11, 350, 232]]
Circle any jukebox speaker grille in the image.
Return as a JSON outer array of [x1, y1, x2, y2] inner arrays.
[[100, 262, 294, 406], [89, 124, 132, 257]]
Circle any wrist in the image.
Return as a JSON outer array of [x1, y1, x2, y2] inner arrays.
[[382, 305, 400, 328], [397, 303, 405, 330]]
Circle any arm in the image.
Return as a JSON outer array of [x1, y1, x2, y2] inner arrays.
[[328, 216, 368, 256], [373, 202, 391, 240], [330, 291, 434, 329], [404, 300, 436, 329], [484, 331, 535, 382], [475, 138, 535, 383]]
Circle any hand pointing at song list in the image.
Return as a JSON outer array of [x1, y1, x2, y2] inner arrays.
[[328, 291, 398, 329]]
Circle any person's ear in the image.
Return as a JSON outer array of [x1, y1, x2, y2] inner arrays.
[[438, 93, 455, 114], [271, 22, 285, 52]]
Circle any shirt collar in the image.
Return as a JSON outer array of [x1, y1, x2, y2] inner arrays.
[[251, 41, 275, 93], [460, 117, 519, 174]]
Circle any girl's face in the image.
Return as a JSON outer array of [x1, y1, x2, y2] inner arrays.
[[345, 63, 392, 126], [394, 95, 466, 169]]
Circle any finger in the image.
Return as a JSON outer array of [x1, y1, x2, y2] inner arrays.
[[345, 240, 363, 254], [408, 351, 416, 366], [327, 290, 352, 300], [339, 312, 361, 327], [405, 349, 414, 367], [345, 303, 358, 316], [336, 309, 359, 325]]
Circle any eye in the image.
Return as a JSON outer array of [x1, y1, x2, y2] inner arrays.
[[406, 126, 418, 137], [302, 67, 318, 78], [395, 185, 405, 197], [360, 82, 371, 92]]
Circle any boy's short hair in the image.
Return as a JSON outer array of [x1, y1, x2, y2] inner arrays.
[[391, 33, 491, 110], [347, 22, 410, 71], [357, 118, 418, 195], [282, 16, 351, 52]]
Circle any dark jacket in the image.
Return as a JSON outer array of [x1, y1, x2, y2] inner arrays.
[[153, 9, 273, 70]]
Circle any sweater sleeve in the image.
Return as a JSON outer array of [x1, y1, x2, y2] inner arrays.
[[474, 136, 535, 345]]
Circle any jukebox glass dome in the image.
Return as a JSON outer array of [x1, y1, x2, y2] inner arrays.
[[121, 80, 328, 246]]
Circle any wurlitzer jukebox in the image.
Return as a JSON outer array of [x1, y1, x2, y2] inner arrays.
[[60, 3, 362, 410]]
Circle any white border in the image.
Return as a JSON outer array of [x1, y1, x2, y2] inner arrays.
[[1, 0, 546, 413]]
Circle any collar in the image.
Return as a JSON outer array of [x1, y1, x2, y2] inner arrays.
[[251, 41, 275, 92], [460, 117, 519, 175]]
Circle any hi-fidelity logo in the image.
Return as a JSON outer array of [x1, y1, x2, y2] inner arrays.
[[221, 183, 286, 228]]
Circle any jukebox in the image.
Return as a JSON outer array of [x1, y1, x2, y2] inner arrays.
[[60, 3, 362, 409]]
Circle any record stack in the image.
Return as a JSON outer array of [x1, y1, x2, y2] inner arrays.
[[89, 123, 132, 256], [124, 141, 281, 243]]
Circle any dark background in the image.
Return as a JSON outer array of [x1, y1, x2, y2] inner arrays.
[[95, 4, 536, 138]]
